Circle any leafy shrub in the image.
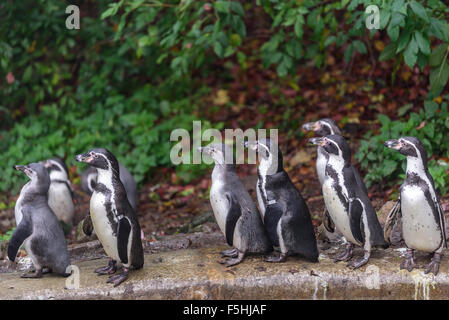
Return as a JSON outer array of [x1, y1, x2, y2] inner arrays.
[[355, 95, 449, 194]]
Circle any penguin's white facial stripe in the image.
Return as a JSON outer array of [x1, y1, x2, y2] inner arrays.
[[87, 172, 98, 193]]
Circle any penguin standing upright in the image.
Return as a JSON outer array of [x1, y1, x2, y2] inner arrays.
[[43, 157, 75, 229], [9, 163, 71, 278], [199, 143, 272, 266], [75, 149, 144, 286], [303, 119, 368, 234], [310, 135, 387, 268], [244, 139, 319, 263], [384, 137, 447, 275]]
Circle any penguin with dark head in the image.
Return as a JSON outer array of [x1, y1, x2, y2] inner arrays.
[[310, 135, 387, 269], [43, 157, 75, 231], [384, 137, 446, 275], [198, 143, 272, 266], [9, 163, 71, 278], [75, 148, 144, 286], [244, 139, 319, 263], [304, 118, 368, 235]]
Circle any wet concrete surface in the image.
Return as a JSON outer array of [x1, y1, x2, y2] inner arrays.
[[1, 232, 449, 300]]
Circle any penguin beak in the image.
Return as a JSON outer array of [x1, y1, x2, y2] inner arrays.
[[384, 139, 402, 150], [309, 137, 326, 146], [14, 165, 33, 177], [75, 152, 94, 163], [302, 122, 319, 131]]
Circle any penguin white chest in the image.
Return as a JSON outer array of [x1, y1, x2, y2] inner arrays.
[[210, 181, 229, 236], [401, 185, 442, 252], [322, 179, 358, 244], [256, 180, 266, 217], [90, 192, 120, 261], [48, 183, 75, 225], [316, 148, 327, 185]]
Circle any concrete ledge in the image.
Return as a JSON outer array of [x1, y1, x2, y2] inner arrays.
[[0, 233, 449, 299]]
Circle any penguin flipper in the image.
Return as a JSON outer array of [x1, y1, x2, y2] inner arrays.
[[225, 194, 242, 247], [323, 209, 335, 233], [117, 217, 132, 264], [264, 203, 283, 247], [436, 201, 447, 249], [352, 166, 368, 195], [384, 199, 401, 244], [349, 198, 365, 244], [8, 208, 33, 262]]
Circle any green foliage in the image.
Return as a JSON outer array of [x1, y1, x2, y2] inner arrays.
[[0, 228, 15, 242], [355, 96, 449, 194]]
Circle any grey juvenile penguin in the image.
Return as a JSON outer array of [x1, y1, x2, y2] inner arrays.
[[303, 119, 368, 234], [310, 135, 387, 269], [43, 157, 75, 230], [384, 137, 447, 275], [9, 163, 71, 278], [244, 139, 319, 263], [199, 143, 272, 266], [75, 148, 144, 287]]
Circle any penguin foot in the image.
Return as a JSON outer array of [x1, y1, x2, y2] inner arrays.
[[218, 251, 245, 267], [106, 268, 129, 287], [221, 248, 238, 258], [400, 249, 419, 272], [95, 259, 117, 275], [264, 253, 287, 263], [334, 244, 353, 262], [423, 253, 441, 276], [21, 269, 43, 278]]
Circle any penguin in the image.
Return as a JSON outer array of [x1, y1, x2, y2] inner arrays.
[[75, 148, 144, 286], [384, 137, 447, 275], [9, 163, 71, 278], [303, 118, 368, 234], [198, 143, 272, 266], [244, 139, 319, 263], [81, 163, 138, 211], [43, 157, 75, 230], [309, 135, 387, 269]]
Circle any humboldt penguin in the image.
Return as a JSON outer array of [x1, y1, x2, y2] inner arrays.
[[310, 135, 387, 269], [75, 148, 144, 286], [198, 143, 272, 266], [81, 163, 138, 211], [43, 157, 75, 231], [384, 137, 447, 275], [244, 139, 318, 262], [9, 163, 71, 278], [303, 118, 368, 234]]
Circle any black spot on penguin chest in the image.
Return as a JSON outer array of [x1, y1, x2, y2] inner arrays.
[[326, 166, 349, 211], [94, 183, 118, 236]]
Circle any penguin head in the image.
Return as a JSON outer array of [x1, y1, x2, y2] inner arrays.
[[384, 137, 428, 166], [243, 139, 283, 174], [75, 148, 120, 173], [302, 118, 341, 137], [43, 157, 69, 181], [309, 135, 351, 163], [198, 143, 234, 165], [14, 162, 50, 193]]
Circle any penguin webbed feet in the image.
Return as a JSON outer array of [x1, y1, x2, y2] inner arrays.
[[346, 251, 370, 270], [106, 268, 129, 287], [400, 249, 419, 272], [422, 253, 441, 276], [95, 259, 117, 275], [218, 249, 245, 267], [220, 248, 238, 258], [21, 269, 43, 278], [333, 243, 354, 262], [264, 252, 287, 263]]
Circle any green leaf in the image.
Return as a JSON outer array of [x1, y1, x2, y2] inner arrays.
[[424, 101, 439, 119], [214, 1, 231, 13], [409, 1, 429, 23], [398, 103, 412, 117], [352, 40, 366, 54], [396, 30, 411, 53], [429, 44, 448, 67], [430, 18, 449, 42], [213, 41, 223, 57], [387, 24, 399, 42], [390, 12, 405, 28], [414, 31, 430, 56], [404, 37, 418, 68], [230, 2, 245, 16], [379, 42, 397, 61], [430, 61, 449, 93], [294, 17, 303, 38], [324, 35, 336, 47]]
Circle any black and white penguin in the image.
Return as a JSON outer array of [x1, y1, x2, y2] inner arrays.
[[310, 135, 387, 269], [304, 119, 368, 234], [9, 163, 71, 278], [244, 139, 319, 263], [199, 143, 272, 266], [75, 148, 144, 286], [384, 137, 447, 275], [81, 163, 138, 211], [43, 157, 75, 230]]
